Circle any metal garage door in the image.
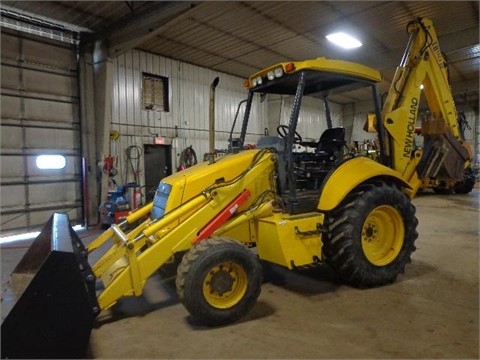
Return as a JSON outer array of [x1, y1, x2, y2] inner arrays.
[[1, 29, 83, 234]]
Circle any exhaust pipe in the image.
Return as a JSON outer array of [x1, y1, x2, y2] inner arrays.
[[1, 213, 99, 359], [208, 77, 220, 165]]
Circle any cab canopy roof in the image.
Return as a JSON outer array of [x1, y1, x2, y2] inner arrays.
[[246, 57, 382, 97]]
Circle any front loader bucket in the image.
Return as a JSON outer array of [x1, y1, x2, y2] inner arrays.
[[1, 213, 99, 359]]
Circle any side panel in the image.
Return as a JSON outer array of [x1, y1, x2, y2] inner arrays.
[[318, 156, 412, 211], [256, 212, 324, 268], [163, 150, 269, 211]]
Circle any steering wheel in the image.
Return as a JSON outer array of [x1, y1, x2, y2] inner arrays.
[[277, 125, 302, 143]]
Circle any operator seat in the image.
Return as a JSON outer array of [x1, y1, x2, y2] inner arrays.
[[315, 127, 346, 162]]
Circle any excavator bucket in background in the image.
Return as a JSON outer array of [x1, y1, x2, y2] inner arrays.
[[1, 213, 99, 359]]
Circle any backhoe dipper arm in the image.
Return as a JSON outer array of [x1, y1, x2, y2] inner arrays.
[[381, 17, 466, 192]]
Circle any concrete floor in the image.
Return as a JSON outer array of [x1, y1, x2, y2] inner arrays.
[[1, 188, 479, 359]]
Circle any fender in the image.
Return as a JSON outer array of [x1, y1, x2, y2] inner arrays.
[[318, 156, 412, 211]]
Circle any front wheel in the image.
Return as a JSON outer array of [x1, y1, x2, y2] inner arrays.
[[324, 181, 418, 287], [176, 238, 262, 326]]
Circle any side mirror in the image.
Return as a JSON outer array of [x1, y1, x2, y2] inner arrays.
[[363, 113, 377, 133]]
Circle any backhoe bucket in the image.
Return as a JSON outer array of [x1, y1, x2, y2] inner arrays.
[[1, 213, 99, 359]]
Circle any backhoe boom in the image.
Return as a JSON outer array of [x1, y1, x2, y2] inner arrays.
[[382, 17, 473, 194]]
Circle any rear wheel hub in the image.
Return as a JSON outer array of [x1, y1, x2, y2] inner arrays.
[[361, 205, 404, 266]]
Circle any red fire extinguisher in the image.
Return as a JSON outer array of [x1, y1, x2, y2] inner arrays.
[[133, 187, 142, 209]]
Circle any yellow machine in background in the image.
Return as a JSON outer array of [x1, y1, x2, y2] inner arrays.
[[2, 17, 473, 359]]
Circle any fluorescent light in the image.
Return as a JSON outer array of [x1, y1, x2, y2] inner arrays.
[[326, 32, 362, 49], [36, 154, 66, 169]]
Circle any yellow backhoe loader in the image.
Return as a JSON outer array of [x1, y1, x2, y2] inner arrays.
[[1, 17, 474, 359]]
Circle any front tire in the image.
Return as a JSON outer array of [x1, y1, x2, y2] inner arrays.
[[324, 181, 418, 287], [176, 238, 262, 326]]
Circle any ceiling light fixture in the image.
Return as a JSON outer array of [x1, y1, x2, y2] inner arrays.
[[326, 32, 362, 49]]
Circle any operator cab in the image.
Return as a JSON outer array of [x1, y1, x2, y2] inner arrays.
[[231, 57, 384, 214], [270, 124, 348, 193]]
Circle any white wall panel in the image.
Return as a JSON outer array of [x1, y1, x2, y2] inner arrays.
[[1, 96, 21, 119], [0, 127, 22, 148], [1, 33, 19, 59], [0, 185, 24, 208], [25, 128, 76, 149], [22, 38, 76, 69], [23, 69, 76, 97], [0, 156, 24, 181], [462, 110, 477, 162], [29, 182, 78, 204], [111, 49, 267, 185], [463, 111, 475, 141], [24, 98, 74, 122], [1, 66, 20, 90]]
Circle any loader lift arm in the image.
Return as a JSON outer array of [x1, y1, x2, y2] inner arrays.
[[86, 149, 277, 311]]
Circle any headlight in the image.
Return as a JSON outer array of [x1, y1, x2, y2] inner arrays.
[[267, 71, 275, 80], [274, 67, 284, 78], [252, 76, 263, 87]]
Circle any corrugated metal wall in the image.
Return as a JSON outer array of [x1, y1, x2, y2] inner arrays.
[[462, 110, 477, 154], [0, 30, 83, 233], [110, 49, 268, 186]]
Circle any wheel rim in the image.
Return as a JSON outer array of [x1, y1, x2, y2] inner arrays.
[[361, 205, 404, 266], [202, 261, 248, 309]]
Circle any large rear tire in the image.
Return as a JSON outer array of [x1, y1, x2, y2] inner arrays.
[[176, 237, 262, 326], [324, 181, 418, 287]]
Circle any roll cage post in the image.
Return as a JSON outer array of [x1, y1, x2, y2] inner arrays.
[[237, 91, 254, 150], [286, 71, 307, 203]]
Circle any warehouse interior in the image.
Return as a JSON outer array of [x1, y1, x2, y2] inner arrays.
[[1, 1, 479, 359]]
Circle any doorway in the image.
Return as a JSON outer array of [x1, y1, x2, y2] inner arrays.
[[143, 144, 172, 203]]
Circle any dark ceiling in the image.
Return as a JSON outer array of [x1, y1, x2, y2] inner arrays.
[[1, 1, 479, 107]]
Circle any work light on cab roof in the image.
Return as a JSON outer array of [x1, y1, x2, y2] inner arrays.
[[245, 62, 295, 88], [267, 67, 284, 80]]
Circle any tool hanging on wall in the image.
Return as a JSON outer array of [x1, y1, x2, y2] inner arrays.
[[102, 130, 121, 189], [178, 145, 197, 171], [102, 155, 118, 187]]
